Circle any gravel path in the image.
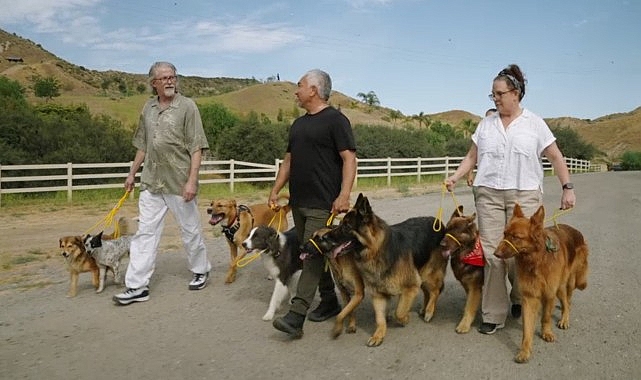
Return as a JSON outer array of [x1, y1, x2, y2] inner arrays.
[[1, 171, 640, 379]]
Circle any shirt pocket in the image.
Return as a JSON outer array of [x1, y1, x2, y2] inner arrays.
[[477, 131, 502, 158], [510, 132, 538, 158]]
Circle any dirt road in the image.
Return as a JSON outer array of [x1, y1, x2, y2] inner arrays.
[[1, 172, 640, 379]]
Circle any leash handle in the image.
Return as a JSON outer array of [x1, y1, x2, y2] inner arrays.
[[84, 190, 131, 236]]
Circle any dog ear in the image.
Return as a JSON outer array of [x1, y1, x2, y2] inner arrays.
[[513, 203, 524, 218], [453, 205, 464, 219], [531, 205, 545, 226], [267, 230, 280, 253]]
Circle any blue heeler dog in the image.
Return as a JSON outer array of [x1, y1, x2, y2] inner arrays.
[[84, 230, 132, 293]]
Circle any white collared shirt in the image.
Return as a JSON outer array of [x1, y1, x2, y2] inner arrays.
[[472, 108, 555, 191]]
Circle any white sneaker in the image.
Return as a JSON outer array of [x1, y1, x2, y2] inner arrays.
[[188, 272, 209, 290], [113, 286, 149, 305]]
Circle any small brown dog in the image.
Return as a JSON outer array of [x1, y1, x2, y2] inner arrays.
[[60, 218, 128, 297], [207, 195, 290, 284], [440, 206, 484, 333], [60, 235, 100, 297], [495, 204, 589, 363]]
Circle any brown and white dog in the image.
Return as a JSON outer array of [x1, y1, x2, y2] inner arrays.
[[59, 235, 100, 298], [207, 195, 290, 284], [59, 218, 128, 297]]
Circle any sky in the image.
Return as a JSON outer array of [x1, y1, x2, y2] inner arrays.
[[1, 0, 640, 120]]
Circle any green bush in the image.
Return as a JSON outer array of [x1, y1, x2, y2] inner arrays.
[[621, 151, 641, 170]]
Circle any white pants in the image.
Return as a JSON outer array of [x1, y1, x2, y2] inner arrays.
[[475, 186, 542, 325], [125, 190, 211, 289]]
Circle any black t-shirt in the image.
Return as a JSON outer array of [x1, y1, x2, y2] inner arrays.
[[287, 107, 356, 210]]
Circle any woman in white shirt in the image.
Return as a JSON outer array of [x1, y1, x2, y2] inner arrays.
[[444, 64, 576, 335]]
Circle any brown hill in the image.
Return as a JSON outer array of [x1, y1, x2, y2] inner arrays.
[[2, 28, 640, 159]]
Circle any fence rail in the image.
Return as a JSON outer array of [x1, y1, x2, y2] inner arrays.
[[0, 157, 596, 205]]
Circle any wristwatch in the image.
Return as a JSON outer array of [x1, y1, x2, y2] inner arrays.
[[562, 182, 574, 190]]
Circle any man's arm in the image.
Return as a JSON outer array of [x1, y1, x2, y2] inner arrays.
[[269, 153, 291, 207], [182, 148, 203, 201], [125, 149, 146, 192], [332, 149, 357, 213]]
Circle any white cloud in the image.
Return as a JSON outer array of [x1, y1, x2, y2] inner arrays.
[[0, 0, 102, 30]]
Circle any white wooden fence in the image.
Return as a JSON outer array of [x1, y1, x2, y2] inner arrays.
[[0, 157, 596, 205]]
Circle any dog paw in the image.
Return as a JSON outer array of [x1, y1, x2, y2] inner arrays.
[[541, 331, 556, 342], [367, 335, 384, 347], [455, 324, 471, 334], [262, 312, 275, 321], [422, 312, 434, 323], [515, 350, 531, 364], [557, 319, 570, 329]]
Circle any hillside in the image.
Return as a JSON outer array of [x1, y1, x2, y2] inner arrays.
[[2, 28, 640, 159]]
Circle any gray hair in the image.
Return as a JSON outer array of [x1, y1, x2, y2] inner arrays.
[[148, 61, 178, 95], [303, 69, 332, 101]]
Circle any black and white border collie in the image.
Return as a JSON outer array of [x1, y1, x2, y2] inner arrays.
[[242, 226, 303, 321]]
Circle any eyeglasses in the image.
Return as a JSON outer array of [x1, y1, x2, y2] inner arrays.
[[154, 75, 177, 83], [488, 89, 514, 100]]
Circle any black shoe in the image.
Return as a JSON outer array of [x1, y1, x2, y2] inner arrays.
[[478, 322, 504, 335], [273, 311, 305, 338], [307, 299, 341, 322], [511, 304, 522, 319]]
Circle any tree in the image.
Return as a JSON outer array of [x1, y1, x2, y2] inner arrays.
[[356, 91, 380, 107], [31, 75, 61, 101]]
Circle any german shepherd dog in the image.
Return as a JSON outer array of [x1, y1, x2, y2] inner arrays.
[[495, 204, 589, 363], [208, 195, 291, 284], [241, 226, 302, 321], [334, 193, 446, 347], [440, 206, 484, 333], [300, 226, 365, 338]]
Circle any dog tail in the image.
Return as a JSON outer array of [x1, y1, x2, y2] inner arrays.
[[115, 216, 131, 236]]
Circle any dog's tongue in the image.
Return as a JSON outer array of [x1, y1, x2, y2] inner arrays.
[[209, 215, 223, 225], [330, 241, 353, 259]]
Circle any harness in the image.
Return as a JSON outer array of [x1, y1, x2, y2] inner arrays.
[[221, 205, 254, 242]]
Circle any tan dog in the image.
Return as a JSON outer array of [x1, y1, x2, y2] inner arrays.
[[60, 235, 100, 297], [59, 218, 128, 297], [207, 195, 290, 284], [495, 204, 589, 363]]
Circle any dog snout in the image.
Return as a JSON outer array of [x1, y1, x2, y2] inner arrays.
[[61, 251, 69, 258], [206, 207, 213, 215]]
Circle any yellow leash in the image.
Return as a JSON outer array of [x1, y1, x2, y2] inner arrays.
[[545, 208, 574, 228], [434, 183, 462, 231], [268, 208, 285, 232], [236, 249, 265, 267], [84, 190, 130, 238]]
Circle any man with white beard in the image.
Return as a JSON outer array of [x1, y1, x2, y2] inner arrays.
[[113, 61, 211, 305]]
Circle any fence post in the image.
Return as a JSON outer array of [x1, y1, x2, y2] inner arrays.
[[229, 160, 235, 193], [387, 157, 392, 186], [0, 164, 2, 207], [67, 162, 73, 202], [444, 157, 450, 180], [417, 157, 422, 183]]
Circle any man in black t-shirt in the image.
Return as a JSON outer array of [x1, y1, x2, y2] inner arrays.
[[269, 69, 357, 338]]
